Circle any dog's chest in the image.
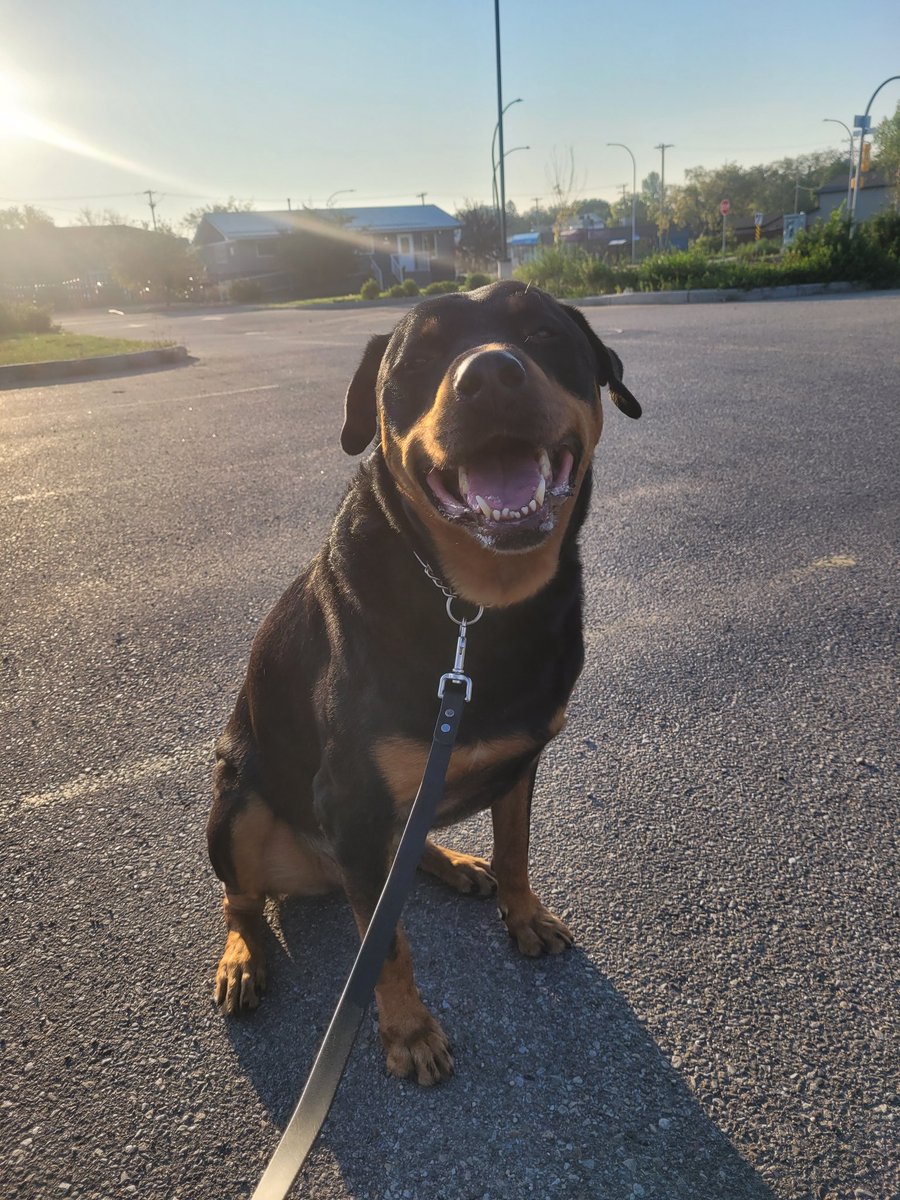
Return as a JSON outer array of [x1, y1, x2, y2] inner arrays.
[[373, 703, 565, 826]]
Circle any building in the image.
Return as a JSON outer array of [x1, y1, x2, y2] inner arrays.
[[192, 205, 460, 296], [813, 173, 894, 224]]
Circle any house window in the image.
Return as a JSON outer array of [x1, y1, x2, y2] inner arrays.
[[419, 233, 436, 255]]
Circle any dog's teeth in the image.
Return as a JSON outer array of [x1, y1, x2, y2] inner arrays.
[[520, 506, 530, 517], [475, 495, 492, 518], [458, 466, 469, 496], [492, 508, 502, 522], [529, 498, 538, 512], [535, 477, 546, 506], [502, 507, 510, 518], [538, 449, 552, 480]]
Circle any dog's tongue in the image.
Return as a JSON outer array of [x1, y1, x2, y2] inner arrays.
[[465, 449, 541, 512]]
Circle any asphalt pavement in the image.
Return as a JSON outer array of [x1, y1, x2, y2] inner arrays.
[[2, 293, 898, 1200]]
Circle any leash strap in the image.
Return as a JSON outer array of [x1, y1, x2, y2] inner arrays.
[[251, 676, 470, 1200]]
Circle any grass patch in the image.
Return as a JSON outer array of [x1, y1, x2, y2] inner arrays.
[[0, 332, 170, 366]]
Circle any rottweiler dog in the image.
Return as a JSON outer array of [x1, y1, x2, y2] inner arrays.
[[207, 280, 640, 1084]]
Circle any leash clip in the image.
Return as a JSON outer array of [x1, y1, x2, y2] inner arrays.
[[437, 600, 482, 703]]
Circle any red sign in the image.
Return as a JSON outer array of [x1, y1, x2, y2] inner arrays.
[[719, 199, 730, 216]]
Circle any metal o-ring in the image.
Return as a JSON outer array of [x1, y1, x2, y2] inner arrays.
[[445, 596, 484, 626]]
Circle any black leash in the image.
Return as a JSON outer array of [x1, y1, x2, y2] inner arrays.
[[251, 596, 482, 1200]]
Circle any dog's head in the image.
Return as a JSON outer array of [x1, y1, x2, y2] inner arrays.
[[341, 280, 640, 607]]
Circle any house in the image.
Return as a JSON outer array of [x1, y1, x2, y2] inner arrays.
[[812, 172, 894, 224], [507, 230, 553, 269], [557, 221, 659, 260], [192, 205, 460, 296]]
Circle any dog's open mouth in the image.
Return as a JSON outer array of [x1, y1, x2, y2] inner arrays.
[[424, 441, 576, 539]]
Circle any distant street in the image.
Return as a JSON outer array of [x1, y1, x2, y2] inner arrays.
[[2, 292, 898, 1200]]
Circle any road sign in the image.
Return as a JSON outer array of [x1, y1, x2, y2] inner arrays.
[[754, 212, 764, 226], [720, 199, 730, 215], [854, 114, 871, 131]]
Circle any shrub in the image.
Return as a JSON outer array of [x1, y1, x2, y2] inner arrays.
[[387, 283, 405, 298], [0, 302, 58, 336], [229, 278, 263, 303], [462, 271, 492, 291], [401, 278, 420, 296], [422, 280, 461, 295], [359, 277, 381, 300]]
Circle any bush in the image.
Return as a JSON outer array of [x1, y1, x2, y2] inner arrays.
[[401, 278, 420, 296], [422, 280, 461, 295], [229, 278, 263, 303], [388, 283, 405, 298], [462, 272, 492, 290], [359, 277, 381, 300], [0, 302, 58, 336]]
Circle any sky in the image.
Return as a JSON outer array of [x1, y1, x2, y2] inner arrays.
[[1, 0, 899, 230]]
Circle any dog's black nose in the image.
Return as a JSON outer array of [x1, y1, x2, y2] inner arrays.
[[454, 349, 527, 399]]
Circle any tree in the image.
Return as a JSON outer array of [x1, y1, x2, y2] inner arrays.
[[0, 205, 54, 230], [874, 102, 900, 204], [180, 196, 255, 236], [111, 230, 194, 302], [277, 210, 358, 299], [455, 202, 500, 269]]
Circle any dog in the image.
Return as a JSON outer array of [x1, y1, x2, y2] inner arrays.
[[207, 279, 640, 1084]]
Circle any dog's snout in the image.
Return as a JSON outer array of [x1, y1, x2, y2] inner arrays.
[[454, 349, 527, 400]]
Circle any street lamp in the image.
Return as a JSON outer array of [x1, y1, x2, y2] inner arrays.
[[849, 75, 900, 232], [607, 142, 637, 263], [491, 94, 522, 262], [654, 142, 674, 249], [823, 118, 855, 215], [493, 0, 514, 270], [325, 188, 355, 208], [492, 145, 530, 222]]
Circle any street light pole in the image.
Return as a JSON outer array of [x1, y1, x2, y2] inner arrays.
[[654, 143, 674, 249], [608, 142, 637, 263], [849, 75, 900, 232], [491, 98, 522, 224], [325, 188, 355, 208], [823, 118, 855, 216], [494, 0, 510, 271], [492, 146, 530, 224]]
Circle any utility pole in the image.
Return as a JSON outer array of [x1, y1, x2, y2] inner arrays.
[[143, 189, 158, 231], [654, 143, 673, 249], [416, 192, 427, 206], [287, 198, 292, 211]]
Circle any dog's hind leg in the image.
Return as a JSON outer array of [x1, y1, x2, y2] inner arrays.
[[419, 840, 497, 896]]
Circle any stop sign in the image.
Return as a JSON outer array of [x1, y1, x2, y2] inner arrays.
[[720, 199, 731, 215]]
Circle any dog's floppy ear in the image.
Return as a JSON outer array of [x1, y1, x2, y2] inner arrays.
[[561, 304, 642, 419], [341, 333, 391, 454]]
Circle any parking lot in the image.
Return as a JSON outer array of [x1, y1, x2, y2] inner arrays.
[[2, 292, 897, 1199]]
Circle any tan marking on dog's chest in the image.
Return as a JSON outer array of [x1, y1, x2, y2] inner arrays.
[[374, 733, 538, 810]]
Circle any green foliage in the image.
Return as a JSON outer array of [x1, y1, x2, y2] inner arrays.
[[401, 277, 420, 296], [111, 230, 194, 300], [514, 211, 900, 298], [422, 280, 461, 295], [0, 205, 55, 231], [229, 278, 264, 303], [359, 277, 381, 300], [462, 272, 492, 290], [0, 302, 58, 336], [388, 283, 405, 298]]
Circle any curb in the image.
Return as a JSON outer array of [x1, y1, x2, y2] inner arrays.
[[576, 281, 860, 308], [0, 344, 189, 389]]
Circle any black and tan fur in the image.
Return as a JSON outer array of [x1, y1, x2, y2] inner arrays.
[[207, 280, 640, 1084]]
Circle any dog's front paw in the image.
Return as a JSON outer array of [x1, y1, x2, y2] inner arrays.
[[499, 892, 574, 957], [381, 1008, 454, 1086], [215, 930, 267, 1014]]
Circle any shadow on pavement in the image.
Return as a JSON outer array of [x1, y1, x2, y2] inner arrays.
[[224, 879, 776, 1200]]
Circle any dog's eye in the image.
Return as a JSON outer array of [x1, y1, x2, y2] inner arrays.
[[400, 354, 434, 372], [526, 327, 558, 343]]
